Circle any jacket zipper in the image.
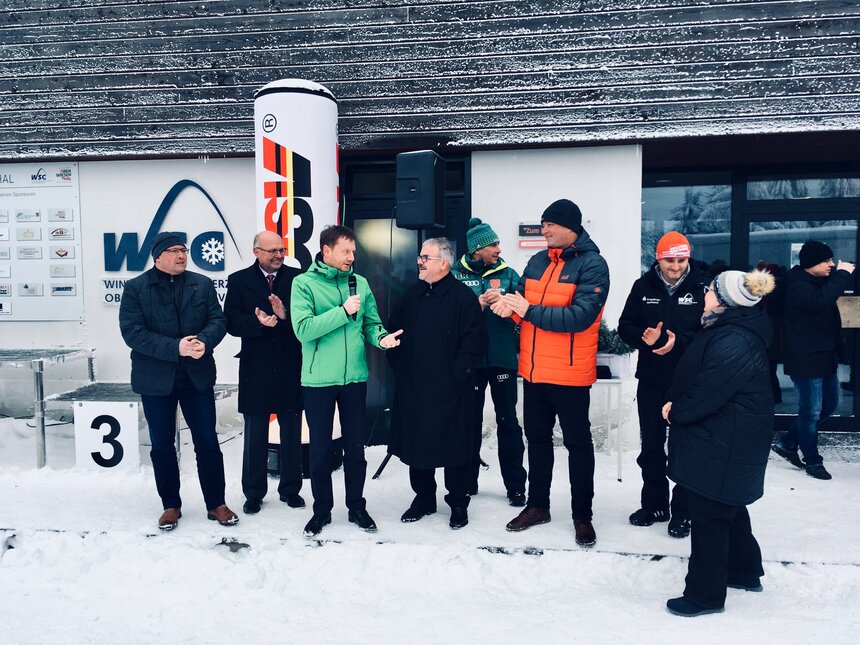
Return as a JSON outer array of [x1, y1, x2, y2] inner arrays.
[[309, 340, 319, 373], [529, 258, 561, 382], [340, 275, 349, 382]]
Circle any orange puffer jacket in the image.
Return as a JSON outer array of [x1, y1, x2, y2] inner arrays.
[[514, 229, 610, 386]]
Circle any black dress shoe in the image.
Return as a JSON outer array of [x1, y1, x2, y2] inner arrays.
[[449, 507, 469, 529], [303, 513, 332, 538], [400, 504, 437, 523], [348, 509, 378, 533], [507, 491, 526, 507], [242, 499, 262, 514], [279, 493, 306, 508]]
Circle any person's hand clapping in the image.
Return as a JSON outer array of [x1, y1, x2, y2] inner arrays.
[[642, 321, 664, 346], [255, 307, 278, 327], [652, 329, 676, 355]]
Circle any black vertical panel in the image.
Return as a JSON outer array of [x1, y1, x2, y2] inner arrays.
[[342, 154, 470, 442]]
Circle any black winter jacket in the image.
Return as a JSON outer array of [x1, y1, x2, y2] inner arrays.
[[667, 307, 773, 506], [782, 265, 852, 378], [119, 268, 226, 396], [224, 261, 302, 414], [618, 262, 707, 391]]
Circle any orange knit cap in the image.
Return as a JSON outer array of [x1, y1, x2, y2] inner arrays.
[[656, 231, 691, 259]]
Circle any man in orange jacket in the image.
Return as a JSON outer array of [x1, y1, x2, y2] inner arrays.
[[492, 199, 610, 546]]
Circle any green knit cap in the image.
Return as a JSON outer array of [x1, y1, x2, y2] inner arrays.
[[466, 217, 499, 255]]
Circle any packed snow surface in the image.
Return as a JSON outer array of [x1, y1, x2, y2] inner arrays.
[[1, 418, 858, 644]]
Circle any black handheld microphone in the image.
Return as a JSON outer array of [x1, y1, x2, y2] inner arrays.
[[348, 275, 357, 321]]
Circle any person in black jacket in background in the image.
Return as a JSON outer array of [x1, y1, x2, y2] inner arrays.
[[772, 241, 855, 480], [618, 232, 706, 538], [225, 230, 305, 515], [662, 268, 775, 617]]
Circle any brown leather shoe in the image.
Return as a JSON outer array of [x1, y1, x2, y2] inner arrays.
[[574, 519, 596, 547], [207, 504, 239, 526], [505, 506, 551, 532], [158, 508, 182, 531]]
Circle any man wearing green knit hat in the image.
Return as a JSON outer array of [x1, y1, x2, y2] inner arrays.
[[452, 218, 527, 506]]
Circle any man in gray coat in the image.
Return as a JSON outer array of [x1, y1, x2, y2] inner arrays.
[[119, 231, 238, 531]]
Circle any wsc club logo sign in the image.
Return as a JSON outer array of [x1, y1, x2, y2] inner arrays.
[[103, 179, 241, 272]]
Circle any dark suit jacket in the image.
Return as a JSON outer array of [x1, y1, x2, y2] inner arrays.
[[224, 261, 302, 414], [119, 268, 226, 396]]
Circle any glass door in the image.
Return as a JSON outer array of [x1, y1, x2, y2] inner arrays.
[[737, 173, 860, 429], [341, 157, 471, 443]]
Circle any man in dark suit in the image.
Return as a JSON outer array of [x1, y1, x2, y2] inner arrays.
[[225, 230, 304, 514], [119, 231, 237, 531]]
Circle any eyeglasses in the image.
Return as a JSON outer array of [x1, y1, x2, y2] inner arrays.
[[704, 284, 712, 294], [163, 247, 189, 255], [256, 247, 287, 256], [417, 255, 444, 263]]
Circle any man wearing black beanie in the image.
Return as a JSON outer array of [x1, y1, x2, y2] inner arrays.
[[119, 231, 238, 530], [491, 198, 609, 547], [773, 240, 855, 480]]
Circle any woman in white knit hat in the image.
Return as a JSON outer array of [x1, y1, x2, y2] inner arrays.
[[661, 269, 776, 617]]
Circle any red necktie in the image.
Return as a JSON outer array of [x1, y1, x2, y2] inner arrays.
[[266, 274, 274, 293]]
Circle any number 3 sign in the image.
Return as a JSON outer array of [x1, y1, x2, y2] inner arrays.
[[74, 402, 140, 471]]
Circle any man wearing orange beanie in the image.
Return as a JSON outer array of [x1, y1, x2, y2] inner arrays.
[[618, 231, 707, 538]]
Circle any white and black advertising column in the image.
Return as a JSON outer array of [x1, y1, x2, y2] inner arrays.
[[254, 79, 339, 270]]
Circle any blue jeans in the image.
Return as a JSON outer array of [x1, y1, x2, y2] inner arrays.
[[141, 382, 226, 511], [777, 374, 839, 467]]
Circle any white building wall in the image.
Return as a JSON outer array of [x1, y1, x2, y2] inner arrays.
[[471, 145, 643, 328], [2, 146, 643, 396], [1, 158, 257, 386]]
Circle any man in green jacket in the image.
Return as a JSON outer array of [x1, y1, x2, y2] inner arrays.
[[452, 218, 527, 506], [291, 225, 402, 538]]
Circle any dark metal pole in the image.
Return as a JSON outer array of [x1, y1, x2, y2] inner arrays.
[[371, 452, 393, 480]]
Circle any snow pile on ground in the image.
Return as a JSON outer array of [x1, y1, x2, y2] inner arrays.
[[1, 417, 858, 644]]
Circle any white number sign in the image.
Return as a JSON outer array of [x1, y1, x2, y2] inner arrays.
[[74, 401, 139, 471]]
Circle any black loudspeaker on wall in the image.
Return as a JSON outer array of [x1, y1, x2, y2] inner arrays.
[[395, 150, 446, 230]]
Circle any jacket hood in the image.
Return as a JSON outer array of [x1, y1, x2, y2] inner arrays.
[[560, 227, 600, 259], [710, 306, 772, 347], [308, 253, 354, 280]]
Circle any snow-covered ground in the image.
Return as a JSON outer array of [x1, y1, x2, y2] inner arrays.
[[1, 416, 858, 645]]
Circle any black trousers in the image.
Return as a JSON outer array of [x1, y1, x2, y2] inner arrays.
[[303, 382, 367, 516], [141, 382, 225, 511], [470, 367, 527, 495], [636, 383, 687, 517], [683, 488, 764, 608], [241, 410, 302, 502], [410, 464, 470, 510], [522, 381, 594, 521]]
